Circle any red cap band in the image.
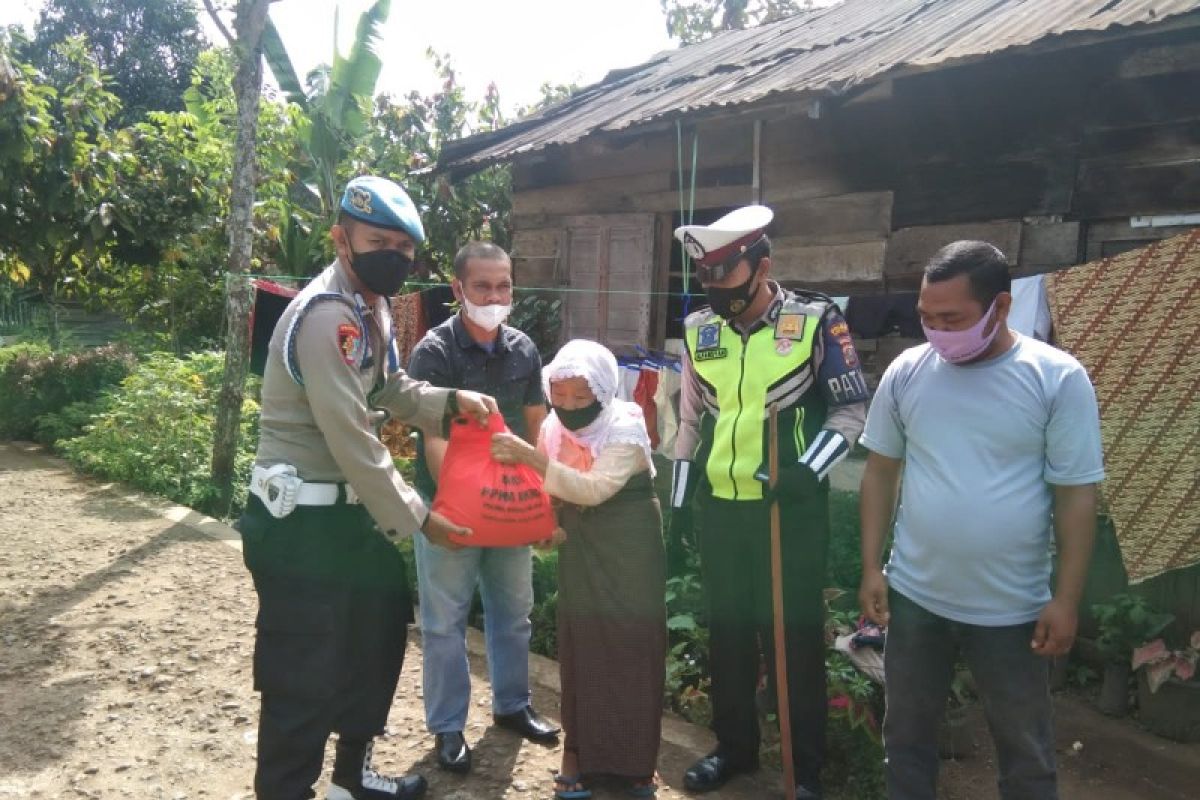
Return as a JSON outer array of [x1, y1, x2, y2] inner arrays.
[[697, 229, 765, 266]]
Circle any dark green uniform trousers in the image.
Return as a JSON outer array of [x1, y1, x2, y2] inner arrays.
[[697, 489, 830, 790], [239, 496, 412, 800]]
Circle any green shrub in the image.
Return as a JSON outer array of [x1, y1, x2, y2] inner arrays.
[[529, 584, 558, 659], [1093, 593, 1175, 664], [827, 489, 864, 593], [500, 550, 560, 659], [824, 649, 886, 797], [61, 351, 260, 515], [34, 397, 112, 449], [508, 293, 562, 360], [0, 343, 135, 440], [0, 341, 51, 370]]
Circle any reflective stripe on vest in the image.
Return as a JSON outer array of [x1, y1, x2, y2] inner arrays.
[[685, 314, 818, 500]]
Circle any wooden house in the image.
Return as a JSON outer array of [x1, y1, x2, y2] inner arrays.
[[440, 0, 1200, 360], [440, 0, 1200, 631]]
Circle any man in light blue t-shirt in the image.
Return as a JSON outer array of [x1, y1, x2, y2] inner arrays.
[[858, 241, 1104, 800]]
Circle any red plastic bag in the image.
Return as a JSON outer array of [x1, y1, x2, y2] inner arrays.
[[432, 414, 556, 547]]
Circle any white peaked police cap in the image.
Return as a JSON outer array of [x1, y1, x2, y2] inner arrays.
[[674, 205, 774, 267]]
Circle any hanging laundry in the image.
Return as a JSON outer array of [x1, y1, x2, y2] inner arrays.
[[422, 284, 457, 328], [1008, 274, 1052, 341], [843, 292, 922, 338], [1046, 230, 1200, 583], [618, 363, 641, 401], [390, 291, 428, 367], [653, 362, 682, 456], [250, 279, 300, 376], [633, 364, 660, 450]]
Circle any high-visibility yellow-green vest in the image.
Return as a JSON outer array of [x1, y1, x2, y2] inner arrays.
[[683, 295, 830, 501]]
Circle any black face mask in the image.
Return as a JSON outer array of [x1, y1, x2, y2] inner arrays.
[[554, 401, 604, 431], [706, 269, 760, 320], [350, 246, 414, 297]]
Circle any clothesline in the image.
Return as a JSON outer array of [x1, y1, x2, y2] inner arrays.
[[239, 273, 700, 298]]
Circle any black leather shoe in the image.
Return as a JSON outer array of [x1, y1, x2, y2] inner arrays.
[[435, 732, 471, 774], [492, 705, 560, 742], [683, 752, 757, 793]]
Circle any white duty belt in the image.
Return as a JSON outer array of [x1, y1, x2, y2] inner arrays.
[[250, 464, 360, 519]]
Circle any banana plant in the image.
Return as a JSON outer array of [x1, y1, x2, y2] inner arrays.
[[273, 209, 329, 276], [261, 0, 390, 217]]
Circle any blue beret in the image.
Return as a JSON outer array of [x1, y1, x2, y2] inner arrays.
[[339, 176, 426, 244]]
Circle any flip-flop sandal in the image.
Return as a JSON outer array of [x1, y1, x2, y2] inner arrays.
[[627, 777, 658, 797], [553, 774, 592, 799]]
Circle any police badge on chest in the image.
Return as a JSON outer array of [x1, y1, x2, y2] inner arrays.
[[695, 322, 728, 361]]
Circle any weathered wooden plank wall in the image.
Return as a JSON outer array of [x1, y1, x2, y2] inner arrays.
[[498, 27, 1200, 603]]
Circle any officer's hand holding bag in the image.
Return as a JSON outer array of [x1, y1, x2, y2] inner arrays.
[[432, 415, 557, 548], [422, 509, 472, 551], [417, 389, 498, 551]]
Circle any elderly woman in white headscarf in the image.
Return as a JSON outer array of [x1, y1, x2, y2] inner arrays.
[[491, 339, 666, 799]]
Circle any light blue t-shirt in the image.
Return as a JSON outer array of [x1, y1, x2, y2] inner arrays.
[[861, 335, 1105, 626]]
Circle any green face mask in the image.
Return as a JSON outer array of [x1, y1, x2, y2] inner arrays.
[[553, 400, 603, 431]]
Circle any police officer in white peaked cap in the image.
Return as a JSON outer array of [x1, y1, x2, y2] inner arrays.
[[669, 204, 868, 800], [240, 175, 498, 800]]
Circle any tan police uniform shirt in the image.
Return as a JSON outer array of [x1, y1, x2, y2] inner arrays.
[[255, 259, 451, 537]]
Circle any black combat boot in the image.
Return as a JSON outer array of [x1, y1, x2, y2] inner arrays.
[[328, 737, 427, 800]]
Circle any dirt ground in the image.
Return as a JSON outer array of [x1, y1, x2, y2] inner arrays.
[[1, 442, 1197, 800]]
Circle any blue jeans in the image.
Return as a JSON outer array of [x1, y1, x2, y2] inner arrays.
[[413, 532, 534, 734], [883, 589, 1057, 800]]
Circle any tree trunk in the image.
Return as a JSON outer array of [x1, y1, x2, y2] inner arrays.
[[209, 0, 273, 517], [46, 299, 61, 351], [41, 276, 61, 351]]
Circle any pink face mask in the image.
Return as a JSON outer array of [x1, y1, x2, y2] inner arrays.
[[922, 298, 1000, 364]]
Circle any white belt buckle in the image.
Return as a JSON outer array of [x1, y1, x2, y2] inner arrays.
[[252, 464, 303, 518]]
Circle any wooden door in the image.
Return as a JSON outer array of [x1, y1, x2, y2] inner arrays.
[[562, 213, 655, 352]]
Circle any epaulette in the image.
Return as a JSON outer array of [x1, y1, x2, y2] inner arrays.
[[781, 290, 834, 319], [683, 305, 718, 329]]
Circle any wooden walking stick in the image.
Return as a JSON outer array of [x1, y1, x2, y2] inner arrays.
[[768, 403, 796, 798]]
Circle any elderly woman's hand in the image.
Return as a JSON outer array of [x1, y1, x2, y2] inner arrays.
[[490, 431, 535, 465], [534, 526, 568, 551]]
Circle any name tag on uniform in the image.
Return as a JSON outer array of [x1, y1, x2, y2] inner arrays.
[[775, 313, 807, 340], [695, 322, 727, 360]]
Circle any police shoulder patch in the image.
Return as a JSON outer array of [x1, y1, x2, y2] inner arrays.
[[841, 341, 859, 368], [337, 322, 363, 366]]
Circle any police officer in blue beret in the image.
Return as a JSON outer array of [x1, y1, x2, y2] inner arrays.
[[240, 176, 498, 800]]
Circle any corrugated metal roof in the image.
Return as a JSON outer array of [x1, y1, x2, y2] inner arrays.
[[442, 0, 1200, 171]]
